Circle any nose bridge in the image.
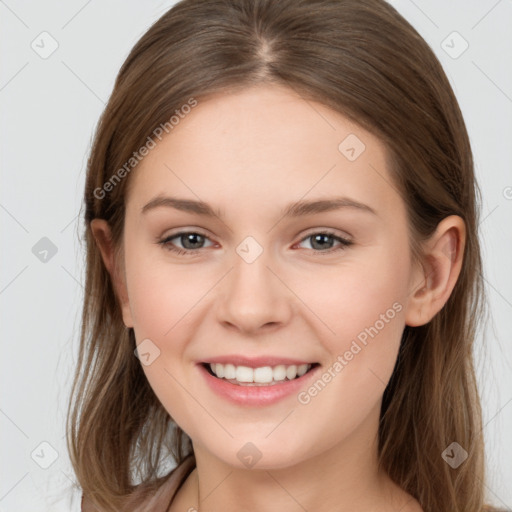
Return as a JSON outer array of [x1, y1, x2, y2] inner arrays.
[[217, 238, 291, 333]]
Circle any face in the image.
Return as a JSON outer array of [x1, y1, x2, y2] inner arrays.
[[112, 84, 422, 469]]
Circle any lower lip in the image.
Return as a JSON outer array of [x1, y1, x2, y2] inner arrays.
[[197, 363, 320, 407]]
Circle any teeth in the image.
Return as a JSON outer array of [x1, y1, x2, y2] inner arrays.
[[208, 362, 313, 384], [286, 365, 297, 380], [297, 364, 309, 377], [236, 366, 253, 382], [254, 366, 273, 382], [223, 363, 236, 379], [215, 363, 224, 378]]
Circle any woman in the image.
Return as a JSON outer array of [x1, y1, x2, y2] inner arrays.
[[68, 0, 506, 510]]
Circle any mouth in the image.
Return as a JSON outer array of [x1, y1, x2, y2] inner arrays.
[[201, 361, 320, 387]]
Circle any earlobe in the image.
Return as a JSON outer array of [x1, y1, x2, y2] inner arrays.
[[90, 219, 134, 328], [405, 215, 465, 327]]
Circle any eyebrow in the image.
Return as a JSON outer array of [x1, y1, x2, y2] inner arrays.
[[141, 195, 377, 218]]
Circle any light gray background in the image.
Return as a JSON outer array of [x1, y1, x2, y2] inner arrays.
[[1, 1, 511, 510]]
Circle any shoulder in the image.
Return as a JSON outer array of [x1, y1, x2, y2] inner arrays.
[[81, 454, 196, 512]]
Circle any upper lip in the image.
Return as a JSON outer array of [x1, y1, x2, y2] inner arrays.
[[200, 355, 317, 368]]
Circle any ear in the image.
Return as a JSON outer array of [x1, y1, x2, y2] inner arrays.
[[404, 215, 466, 327], [90, 219, 134, 328]]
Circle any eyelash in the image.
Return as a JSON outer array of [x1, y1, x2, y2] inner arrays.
[[157, 230, 353, 256]]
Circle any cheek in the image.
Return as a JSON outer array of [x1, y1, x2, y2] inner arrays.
[[303, 243, 409, 412], [125, 245, 210, 339], [303, 245, 409, 350], [332, 269, 405, 348], [289, 256, 408, 447]]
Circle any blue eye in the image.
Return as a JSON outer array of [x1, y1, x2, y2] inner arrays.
[[158, 232, 214, 255], [296, 231, 353, 253], [158, 230, 352, 256]]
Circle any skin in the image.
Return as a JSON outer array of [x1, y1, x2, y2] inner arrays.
[[92, 83, 465, 512]]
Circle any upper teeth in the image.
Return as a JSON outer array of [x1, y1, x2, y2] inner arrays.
[[209, 363, 311, 383]]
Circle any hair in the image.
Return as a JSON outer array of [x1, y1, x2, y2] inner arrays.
[[66, 0, 500, 511]]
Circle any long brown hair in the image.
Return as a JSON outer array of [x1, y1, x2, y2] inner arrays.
[[66, 0, 497, 510]]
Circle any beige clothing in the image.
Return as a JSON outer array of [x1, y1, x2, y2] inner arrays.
[[81, 455, 196, 511]]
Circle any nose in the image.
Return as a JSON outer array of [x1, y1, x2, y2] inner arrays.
[[216, 248, 293, 335]]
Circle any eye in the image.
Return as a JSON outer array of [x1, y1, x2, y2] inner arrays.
[[295, 231, 353, 254], [158, 231, 215, 256], [157, 229, 353, 256]]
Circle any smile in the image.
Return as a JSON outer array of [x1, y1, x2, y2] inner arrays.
[[198, 360, 321, 406], [205, 362, 315, 386]]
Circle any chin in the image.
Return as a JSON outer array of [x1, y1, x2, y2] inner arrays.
[[203, 437, 313, 471]]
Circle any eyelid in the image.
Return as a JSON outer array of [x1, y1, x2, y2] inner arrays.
[[158, 227, 214, 243], [298, 227, 353, 242]]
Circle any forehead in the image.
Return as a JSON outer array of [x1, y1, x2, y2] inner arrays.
[[126, 84, 404, 223]]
